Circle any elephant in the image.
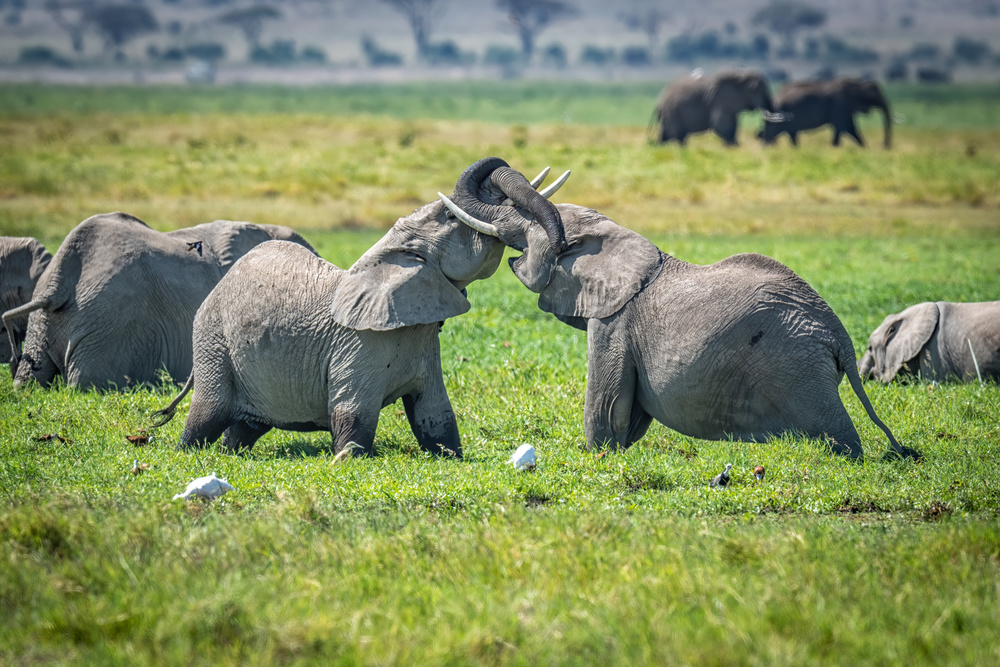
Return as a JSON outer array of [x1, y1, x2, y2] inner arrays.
[[652, 69, 780, 146], [441, 196, 911, 459], [0, 237, 52, 364], [152, 157, 569, 457], [758, 76, 892, 148], [858, 301, 1000, 383], [3, 213, 316, 390]]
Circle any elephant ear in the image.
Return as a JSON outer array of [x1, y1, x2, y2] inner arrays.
[[331, 249, 470, 331], [882, 302, 938, 381], [537, 212, 664, 320], [204, 221, 276, 272]]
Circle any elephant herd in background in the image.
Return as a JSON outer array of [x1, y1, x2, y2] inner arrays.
[[652, 70, 893, 148], [1, 152, 996, 461]]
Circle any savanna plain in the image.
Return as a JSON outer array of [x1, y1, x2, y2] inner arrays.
[[0, 82, 998, 664]]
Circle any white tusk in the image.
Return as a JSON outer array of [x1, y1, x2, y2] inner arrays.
[[438, 193, 500, 238], [538, 170, 571, 199], [529, 166, 551, 189], [892, 112, 906, 124]]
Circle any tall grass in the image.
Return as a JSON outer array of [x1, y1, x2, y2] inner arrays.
[[1, 83, 999, 664]]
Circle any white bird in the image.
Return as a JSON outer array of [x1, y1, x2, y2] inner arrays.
[[173, 473, 234, 500], [509, 444, 537, 471], [710, 463, 733, 488]]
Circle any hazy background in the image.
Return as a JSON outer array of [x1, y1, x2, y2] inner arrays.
[[1, 0, 999, 85]]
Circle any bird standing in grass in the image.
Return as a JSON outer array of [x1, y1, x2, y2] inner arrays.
[[753, 465, 765, 483], [710, 462, 733, 487]]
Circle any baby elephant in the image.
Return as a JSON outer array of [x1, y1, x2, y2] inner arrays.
[[859, 301, 1000, 383], [441, 198, 909, 459]]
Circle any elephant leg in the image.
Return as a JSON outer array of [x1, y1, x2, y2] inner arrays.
[[222, 421, 271, 454], [711, 112, 738, 146], [789, 131, 799, 147], [180, 398, 232, 449], [583, 327, 651, 450], [329, 398, 380, 457], [403, 388, 461, 458], [843, 117, 864, 146]]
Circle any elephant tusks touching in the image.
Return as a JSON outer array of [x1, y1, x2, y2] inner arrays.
[[538, 170, 571, 199], [438, 193, 500, 238], [529, 167, 551, 189]]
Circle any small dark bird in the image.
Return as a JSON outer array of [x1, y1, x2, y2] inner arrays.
[[186, 241, 203, 256], [710, 462, 733, 488], [753, 465, 765, 482]]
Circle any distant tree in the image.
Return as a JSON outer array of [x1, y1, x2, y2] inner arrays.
[[45, 0, 94, 54], [379, 0, 448, 62], [751, 1, 826, 55], [85, 4, 158, 56], [496, 0, 578, 61], [617, 1, 670, 53], [217, 5, 282, 52]]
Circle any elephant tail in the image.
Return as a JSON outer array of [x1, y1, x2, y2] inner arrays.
[[151, 373, 194, 427], [3, 298, 49, 371], [839, 344, 917, 460]]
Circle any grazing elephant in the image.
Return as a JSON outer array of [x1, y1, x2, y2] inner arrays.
[[859, 301, 1000, 383], [441, 197, 910, 459], [153, 158, 568, 457], [4, 213, 316, 390], [0, 237, 52, 364], [758, 76, 892, 148], [652, 69, 779, 146]]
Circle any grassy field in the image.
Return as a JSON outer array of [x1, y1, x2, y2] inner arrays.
[[1, 81, 999, 664]]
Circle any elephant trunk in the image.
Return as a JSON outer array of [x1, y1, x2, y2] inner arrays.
[[451, 157, 566, 254], [880, 102, 892, 149]]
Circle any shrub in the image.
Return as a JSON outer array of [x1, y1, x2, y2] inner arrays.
[[361, 36, 402, 67], [185, 42, 227, 62], [424, 40, 473, 66], [751, 34, 770, 59], [908, 42, 940, 61], [621, 46, 651, 66], [823, 35, 879, 64], [250, 40, 297, 65], [160, 47, 184, 62], [885, 60, 908, 82], [916, 66, 951, 83], [300, 45, 327, 64], [953, 36, 990, 64], [580, 45, 615, 66], [541, 43, 566, 68], [482, 44, 521, 67], [18, 45, 72, 67]]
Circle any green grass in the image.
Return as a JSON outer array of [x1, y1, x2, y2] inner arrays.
[[1, 83, 999, 664]]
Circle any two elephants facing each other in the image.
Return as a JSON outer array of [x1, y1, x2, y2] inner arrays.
[[758, 76, 893, 148], [152, 158, 570, 458], [652, 69, 785, 146], [444, 194, 917, 461], [859, 301, 1000, 384], [3, 213, 317, 390], [0, 236, 52, 365]]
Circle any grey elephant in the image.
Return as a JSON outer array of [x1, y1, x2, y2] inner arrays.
[[0, 236, 52, 364], [441, 196, 910, 459], [652, 69, 780, 146], [859, 301, 1000, 383], [4, 213, 316, 390], [152, 158, 568, 456], [758, 76, 892, 148]]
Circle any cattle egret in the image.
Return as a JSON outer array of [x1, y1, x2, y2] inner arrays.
[[753, 465, 765, 482], [510, 444, 537, 471], [710, 462, 733, 487], [173, 473, 233, 500]]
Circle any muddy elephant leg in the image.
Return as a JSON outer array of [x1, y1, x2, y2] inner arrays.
[[222, 421, 272, 453], [180, 397, 233, 449], [13, 348, 59, 388], [329, 396, 380, 457], [402, 384, 461, 458]]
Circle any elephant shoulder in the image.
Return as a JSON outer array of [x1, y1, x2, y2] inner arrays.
[[716, 253, 801, 281]]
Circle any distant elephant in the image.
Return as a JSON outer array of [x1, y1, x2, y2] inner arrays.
[[0, 237, 52, 364], [442, 197, 910, 459], [4, 213, 316, 390], [652, 69, 780, 146], [758, 76, 892, 148], [153, 158, 568, 457], [859, 301, 1000, 383]]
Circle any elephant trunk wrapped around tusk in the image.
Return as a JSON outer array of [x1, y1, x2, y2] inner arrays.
[[447, 157, 567, 254]]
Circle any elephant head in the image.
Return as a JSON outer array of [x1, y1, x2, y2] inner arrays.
[[0, 237, 52, 365], [837, 78, 891, 148], [332, 157, 568, 331], [434, 198, 663, 329], [712, 70, 776, 114], [858, 302, 938, 382]]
